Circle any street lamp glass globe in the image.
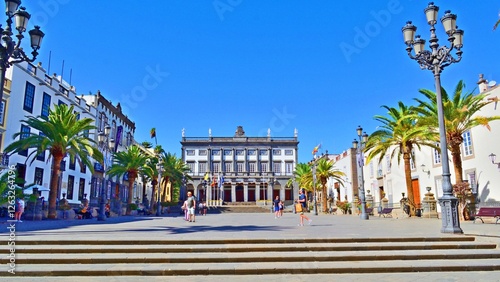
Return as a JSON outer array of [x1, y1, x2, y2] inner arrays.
[[401, 21, 416, 45], [108, 138, 115, 151], [414, 35, 426, 54], [29, 26, 44, 50], [440, 10, 457, 35], [453, 28, 464, 48], [356, 126, 363, 136], [13, 7, 30, 32], [352, 139, 358, 149], [5, 0, 21, 16], [489, 153, 496, 164], [424, 2, 439, 25]]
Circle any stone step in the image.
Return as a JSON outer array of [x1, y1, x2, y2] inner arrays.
[[15, 236, 477, 245], [5, 259, 500, 276], [11, 241, 497, 254], [11, 249, 500, 264]]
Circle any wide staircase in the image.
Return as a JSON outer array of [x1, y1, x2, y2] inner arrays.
[[4, 236, 500, 277]]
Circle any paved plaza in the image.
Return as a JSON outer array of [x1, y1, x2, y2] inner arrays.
[[1, 211, 500, 281]]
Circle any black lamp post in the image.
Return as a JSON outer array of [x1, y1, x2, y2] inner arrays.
[[402, 2, 463, 233], [353, 126, 369, 220], [97, 125, 114, 221], [156, 163, 163, 216], [0, 1, 44, 103]]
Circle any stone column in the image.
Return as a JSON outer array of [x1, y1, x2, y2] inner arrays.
[[422, 187, 439, 218]]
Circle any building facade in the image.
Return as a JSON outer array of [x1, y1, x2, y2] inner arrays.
[[181, 126, 299, 206], [3, 61, 96, 204], [81, 91, 136, 214]]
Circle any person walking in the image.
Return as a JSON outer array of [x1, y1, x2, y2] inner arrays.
[[186, 192, 196, 222], [15, 197, 25, 222], [273, 196, 281, 218], [279, 200, 284, 217], [297, 189, 311, 226]]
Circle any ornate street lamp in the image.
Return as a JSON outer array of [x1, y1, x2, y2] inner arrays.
[[0, 1, 44, 102], [402, 2, 463, 233], [489, 153, 500, 170], [352, 126, 369, 220], [97, 124, 114, 221]]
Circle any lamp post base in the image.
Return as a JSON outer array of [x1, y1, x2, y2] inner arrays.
[[439, 195, 463, 234], [359, 212, 369, 220]]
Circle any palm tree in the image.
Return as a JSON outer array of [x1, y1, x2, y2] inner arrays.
[[314, 158, 345, 213], [415, 80, 500, 184], [365, 102, 437, 216], [107, 145, 148, 215], [4, 104, 103, 219], [287, 163, 312, 192], [160, 152, 191, 202], [143, 156, 160, 213]]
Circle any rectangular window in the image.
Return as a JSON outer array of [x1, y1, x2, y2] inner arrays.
[[237, 162, 244, 172], [19, 125, 30, 156], [199, 150, 207, 156], [212, 162, 220, 173], [41, 93, 51, 119], [273, 162, 281, 173], [248, 149, 256, 155], [249, 162, 256, 172], [224, 150, 232, 156], [236, 150, 244, 156], [34, 167, 44, 185], [260, 162, 268, 172], [186, 150, 195, 156], [259, 150, 268, 156], [23, 82, 36, 113], [69, 158, 76, 170], [272, 149, 281, 156], [462, 130, 473, 157], [187, 162, 195, 172], [36, 132, 45, 161], [285, 162, 293, 174], [67, 175, 75, 200], [433, 143, 441, 165], [198, 162, 207, 175], [80, 163, 86, 174], [74, 111, 80, 121], [284, 149, 293, 156], [78, 178, 85, 201], [224, 162, 232, 172], [212, 149, 220, 156]]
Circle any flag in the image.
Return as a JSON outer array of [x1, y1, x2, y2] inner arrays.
[[312, 143, 321, 155], [204, 173, 209, 181], [218, 174, 224, 190], [211, 176, 217, 187], [150, 128, 156, 139]]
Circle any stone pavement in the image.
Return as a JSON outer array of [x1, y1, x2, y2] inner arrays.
[[1, 210, 500, 281]]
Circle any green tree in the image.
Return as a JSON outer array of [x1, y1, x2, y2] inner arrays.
[[107, 145, 148, 215], [415, 80, 500, 184], [314, 158, 345, 213], [287, 163, 312, 193], [365, 102, 436, 216], [4, 104, 103, 219], [160, 152, 191, 202]]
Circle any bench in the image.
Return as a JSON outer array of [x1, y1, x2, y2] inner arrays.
[[379, 207, 393, 218], [365, 207, 374, 215], [473, 207, 500, 224]]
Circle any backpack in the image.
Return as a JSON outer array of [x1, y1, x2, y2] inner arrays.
[[187, 197, 194, 208]]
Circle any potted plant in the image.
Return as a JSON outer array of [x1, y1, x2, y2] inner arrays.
[[337, 201, 351, 214], [128, 203, 138, 215]]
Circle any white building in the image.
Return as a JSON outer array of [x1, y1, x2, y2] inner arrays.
[[2, 61, 96, 204], [181, 126, 299, 206]]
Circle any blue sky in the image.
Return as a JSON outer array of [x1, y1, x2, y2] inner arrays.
[[26, 1, 500, 163]]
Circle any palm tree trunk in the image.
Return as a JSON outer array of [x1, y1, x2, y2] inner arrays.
[[321, 180, 328, 213], [126, 176, 135, 215], [451, 144, 464, 185], [403, 153, 416, 216], [48, 155, 63, 219]]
